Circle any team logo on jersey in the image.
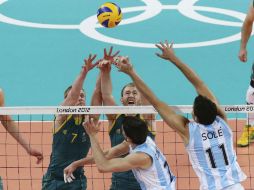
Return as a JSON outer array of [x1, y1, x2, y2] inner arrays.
[[63, 130, 67, 135], [116, 129, 121, 134]]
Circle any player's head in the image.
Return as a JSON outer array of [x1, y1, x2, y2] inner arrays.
[[64, 85, 86, 106], [120, 83, 141, 106], [122, 116, 148, 145], [193, 95, 217, 125]]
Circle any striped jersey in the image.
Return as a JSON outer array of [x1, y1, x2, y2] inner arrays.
[[130, 136, 176, 190], [186, 116, 246, 190], [109, 114, 155, 185]]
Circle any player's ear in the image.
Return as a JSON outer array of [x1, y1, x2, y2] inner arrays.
[[120, 97, 124, 104]]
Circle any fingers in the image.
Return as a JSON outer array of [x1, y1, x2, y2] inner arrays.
[[239, 54, 247, 62], [155, 41, 173, 50], [64, 173, 67, 183], [170, 41, 173, 48], [64, 172, 75, 183], [91, 54, 97, 61], [155, 44, 163, 50], [67, 176, 73, 183], [112, 50, 120, 57], [155, 53, 162, 58], [104, 48, 107, 57], [84, 115, 89, 125], [36, 155, 43, 164], [165, 40, 169, 48], [109, 46, 113, 55], [160, 41, 166, 49], [71, 173, 76, 180]]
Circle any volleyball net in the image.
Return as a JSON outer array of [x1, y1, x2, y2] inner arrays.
[[0, 105, 253, 190]]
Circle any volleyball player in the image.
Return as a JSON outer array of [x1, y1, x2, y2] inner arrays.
[[238, 0, 254, 147], [0, 88, 43, 190], [114, 41, 246, 190], [98, 48, 156, 190], [83, 116, 176, 190], [42, 54, 101, 190]]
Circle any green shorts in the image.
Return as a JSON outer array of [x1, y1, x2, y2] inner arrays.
[[110, 175, 141, 190], [42, 172, 87, 190]]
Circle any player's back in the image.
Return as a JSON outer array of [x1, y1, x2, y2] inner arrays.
[[186, 116, 246, 190]]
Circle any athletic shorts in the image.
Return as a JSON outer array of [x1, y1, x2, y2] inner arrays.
[[42, 172, 87, 190], [109, 178, 141, 190]]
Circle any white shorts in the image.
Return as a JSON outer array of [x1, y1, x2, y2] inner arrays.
[[222, 183, 244, 190], [246, 85, 254, 104]]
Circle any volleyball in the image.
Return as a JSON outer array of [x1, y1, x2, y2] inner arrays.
[[97, 2, 122, 28]]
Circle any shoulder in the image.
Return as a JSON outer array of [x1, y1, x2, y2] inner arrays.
[[127, 152, 152, 169]]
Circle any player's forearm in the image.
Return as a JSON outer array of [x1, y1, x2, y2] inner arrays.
[[75, 156, 95, 166], [1, 116, 30, 152], [168, 56, 203, 91], [68, 70, 87, 100], [100, 71, 113, 97], [128, 70, 160, 108], [100, 71, 116, 106], [241, 19, 253, 49], [91, 73, 102, 106], [89, 135, 109, 171]]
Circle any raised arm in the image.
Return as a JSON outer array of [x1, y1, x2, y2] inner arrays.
[[90, 71, 102, 125], [56, 54, 98, 126], [239, 3, 254, 62], [99, 47, 120, 123], [113, 57, 189, 144], [0, 89, 43, 164], [156, 41, 226, 121]]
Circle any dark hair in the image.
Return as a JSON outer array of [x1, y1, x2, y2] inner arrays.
[[64, 85, 72, 99], [193, 95, 217, 125], [121, 83, 136, 97], [64, 85, 85, 99], [122, 116, 148, 145]]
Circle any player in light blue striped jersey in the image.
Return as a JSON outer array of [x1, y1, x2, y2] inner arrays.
[[113, 41, 247, 190], [83, 116, 176, 190]]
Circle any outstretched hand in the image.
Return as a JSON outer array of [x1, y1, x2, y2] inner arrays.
[[83, 54, 99, 73], [155, 41, 178, 63], [96, 46, 120, 72], [104, 46, 120, 61], [112, 56, 134, 75]]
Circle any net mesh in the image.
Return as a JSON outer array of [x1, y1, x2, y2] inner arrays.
[[0, 105, 253, 190]]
